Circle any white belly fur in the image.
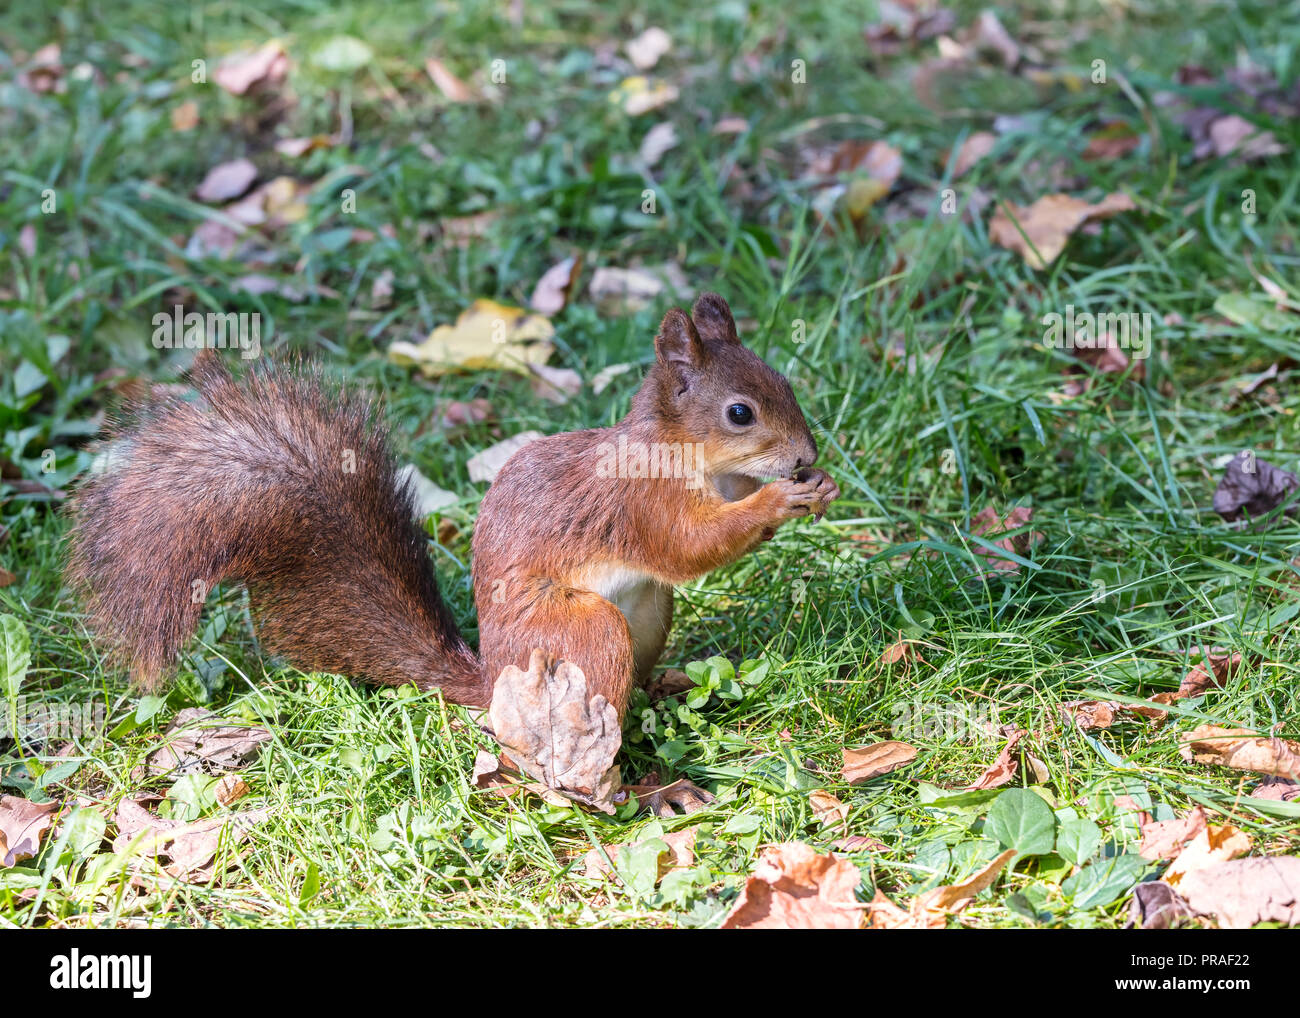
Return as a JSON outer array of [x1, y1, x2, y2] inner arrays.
[[580, 563, 671, 674]]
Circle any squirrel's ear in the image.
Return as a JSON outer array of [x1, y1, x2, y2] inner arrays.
[[691, 292, 740, 345], [655, 307, 706, 368]]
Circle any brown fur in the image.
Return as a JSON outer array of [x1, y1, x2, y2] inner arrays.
[[66, 294, 837, 720]]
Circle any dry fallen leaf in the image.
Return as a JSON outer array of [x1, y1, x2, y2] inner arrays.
[[808, 140, 904, 221], [869, 848, 1017, 928], [638, 121, 679, 166], [1208, 114, 1286, 160], [1127, 880, 1194, 929], [721, 842, 863, 929], [591, 363, 635, 395], [1176, 856, 1300, 929], [952, 131, 996, 178], [170, 100, 199, 131], [528, 364, 583, 405], [989, 192, 1136, 270], [626, 27, 672, 71], [487, 650, 622, 813], [213, 41, 289, 96], [1213, 453, 1298, 523], [962, 728, 1025, 791], [1179, 725, 1300, 780], [879, 639, 924, 666], [1250, 776, 1300, 802], [971, 10, 1020, 68], [195, 158, 258, 203], [529, 256, 583, 315], [843, 741, 918, 784], [1083, 121, 1142, 161], [1164, 823, 1253, 885], [113, 795, 267, 886], [588, 263, 689, 314], [439, 398, 493, 433], [466, 431, 545, 484], [621, 778, 714, 817], [0, 795, 59, 867], [969, 505, 1043, 577], [214, 775, 250, 807], [609, 76, 679, 116], [583, 825, 696, 881], [146, 708, 272, 777], [809, 789, 849, 834], [1139, 807, 1208, 861], [388, 299, 555, 377], [425, 57, 474, 102], [274, 135, 337, 157]]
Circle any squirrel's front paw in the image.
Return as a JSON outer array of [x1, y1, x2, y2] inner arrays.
[[793, 467, 840, 520], [762, 470, 838, 523]]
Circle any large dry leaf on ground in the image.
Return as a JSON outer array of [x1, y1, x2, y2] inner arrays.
[[1164, 823, 1252, 884], [1213, 454, 1298, 522], [0, 795, 59, 867], [1179, 725, 1300, 780], [843, 741, 918, 784], [113, 795, 267, 885], [869, 849, 1017, 928], [962, 728, 1024, 790], [1178, 652, 1243, 697], [1139, 807, 1208, 861], [488, 650, 622, 813], [989, 192, 1135, 270], [721, 842, 862, 929], [195, 158, 258, 203], [214, 41, 289, 96], [583, 825, 696, 880], [146, 707, 272, 777], [1176, 857, 1300, 929], [389, 299, 555, 377], [466, 430, 544, 484]]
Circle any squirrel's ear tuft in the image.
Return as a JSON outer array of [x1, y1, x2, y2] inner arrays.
[[691, 292, 740, 345], [655, 307, 706, 368]]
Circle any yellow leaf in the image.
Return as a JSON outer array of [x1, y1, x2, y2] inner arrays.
[[389, 299, 555, 377]]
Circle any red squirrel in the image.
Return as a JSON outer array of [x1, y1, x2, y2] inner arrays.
[[66, 293, 839, 730]]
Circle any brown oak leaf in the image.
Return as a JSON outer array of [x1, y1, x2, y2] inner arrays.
[[842, 741, 918, 784], [488, 650, 622, 813], [721, 842, 863, 929]]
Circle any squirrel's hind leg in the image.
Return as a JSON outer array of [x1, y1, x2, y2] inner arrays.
[[479, 583, 636, 720]]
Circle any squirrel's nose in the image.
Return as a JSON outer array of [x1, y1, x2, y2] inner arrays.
[[793, 437, 818, 470]]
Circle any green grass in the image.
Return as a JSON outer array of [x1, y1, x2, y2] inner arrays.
[[2, 0, 1300, 928]]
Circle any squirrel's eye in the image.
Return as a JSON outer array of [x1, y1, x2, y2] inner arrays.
[[726, 403, 754, 426]]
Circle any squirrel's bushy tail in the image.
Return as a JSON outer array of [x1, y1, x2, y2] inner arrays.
[[66, 353, 487, 705]]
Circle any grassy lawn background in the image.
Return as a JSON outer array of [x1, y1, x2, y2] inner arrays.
[[2, 0, 1299, 927]]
